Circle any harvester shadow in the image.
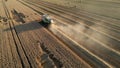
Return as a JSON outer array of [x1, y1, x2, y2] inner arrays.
[[4, 21, 44, 34]]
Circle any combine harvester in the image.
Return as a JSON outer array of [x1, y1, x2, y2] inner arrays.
[[39, 14, 53, 27]]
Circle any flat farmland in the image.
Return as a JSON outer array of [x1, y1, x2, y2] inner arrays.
[[0, 0, 120, 68]]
